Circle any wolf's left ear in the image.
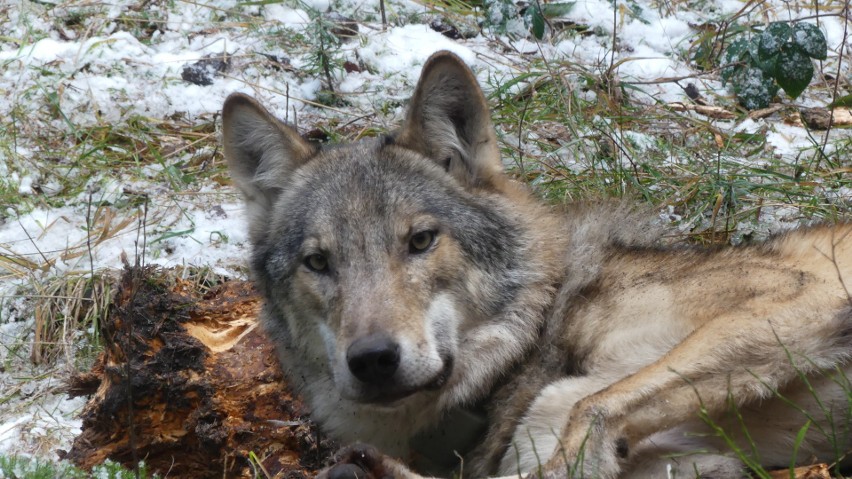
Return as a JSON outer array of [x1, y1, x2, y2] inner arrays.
[[394, 51, 503, 189]]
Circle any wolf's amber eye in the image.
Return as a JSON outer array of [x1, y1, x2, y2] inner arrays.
[[305, 253, 328, 272], [409, 231, 436, 253]]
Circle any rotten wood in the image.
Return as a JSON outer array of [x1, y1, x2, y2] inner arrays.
[[61, 266, 334, 478], [798, 107, 852, 130], [768, 463, 831, 479]]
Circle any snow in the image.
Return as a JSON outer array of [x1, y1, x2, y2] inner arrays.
[[361, 24, 478, 82], [563, 0, 617, 32], [0, 319, 87, 461], [263, 4, 311, 28], [0, 0, 850, 468]]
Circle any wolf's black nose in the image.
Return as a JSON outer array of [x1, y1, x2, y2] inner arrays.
[[346, 335, 400, 384]]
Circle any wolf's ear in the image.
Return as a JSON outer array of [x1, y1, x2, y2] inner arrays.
[[395, 51, 503, 189], [222, 93, 318, 219]]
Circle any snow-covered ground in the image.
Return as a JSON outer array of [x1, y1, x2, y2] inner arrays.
[[1, 0, 850, 469]]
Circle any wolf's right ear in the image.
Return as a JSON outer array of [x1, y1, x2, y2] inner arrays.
[[222, 93, 318, 220]]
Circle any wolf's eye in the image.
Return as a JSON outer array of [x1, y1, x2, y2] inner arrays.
[[304, 253, 328, 272], [409, 231, 436, 253]]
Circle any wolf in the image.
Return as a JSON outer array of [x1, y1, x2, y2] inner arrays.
[[223, 51, 852, 478]]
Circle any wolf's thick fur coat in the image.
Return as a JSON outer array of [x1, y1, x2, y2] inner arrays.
[[223, 51, 852, 478]]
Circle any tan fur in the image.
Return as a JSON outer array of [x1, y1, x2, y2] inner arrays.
[[223, 51, 852, 479]]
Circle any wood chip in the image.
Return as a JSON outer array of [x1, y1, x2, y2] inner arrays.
[[799, 107, 852, 129], [768, 463, 831, 479], [666, 102, 736, 120]]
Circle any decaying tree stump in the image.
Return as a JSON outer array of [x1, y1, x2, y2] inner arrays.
[[61, 266, 334, 478]]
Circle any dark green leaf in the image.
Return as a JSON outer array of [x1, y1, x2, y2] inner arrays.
[[484, 0, 518, 35], [540, 2, 575, 17], [758, 22, 792, 60], [531, 7, 545, 39], [691, 37, 713, 70], [792, 22, 827, 60], [721, 64, 745, 86], [750, 31, 779, 74], [733, 66, 776, 110], [623, 1, 649, 25], [753, 51, 778, 76], [723, 36, 749, 63], [774, 44, 814, 99], [721, 37, 749, 85]]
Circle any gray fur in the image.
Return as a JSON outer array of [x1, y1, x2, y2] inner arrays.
[[224, 51, 852, 479]]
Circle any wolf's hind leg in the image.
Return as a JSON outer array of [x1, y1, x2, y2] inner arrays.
[[620, 427, 748, 479], [624, 451, 746, 479]]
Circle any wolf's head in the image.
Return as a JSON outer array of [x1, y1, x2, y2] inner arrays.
[[223, 52, 562, 414]]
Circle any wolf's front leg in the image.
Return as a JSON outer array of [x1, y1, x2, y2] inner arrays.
[[537, 304, 852, 478], [317, 444, 426, 479], [502, 375, 624, 479]]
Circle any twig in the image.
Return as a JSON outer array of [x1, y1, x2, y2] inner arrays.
[[666, 102, 736, 120], [517, 86, 531, 175], [218, 72, 356, 115], [16, 220, 51, 268], [815, 2, 849, 170], [607, 0, 617, 76]]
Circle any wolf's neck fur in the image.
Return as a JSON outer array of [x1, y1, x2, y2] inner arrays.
[[452, 199, 662, 475]]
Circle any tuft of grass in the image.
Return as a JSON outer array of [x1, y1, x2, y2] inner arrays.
[[30, 272, 113, 367], [24, 264, 234, 368], [697, 392, 772, 479]]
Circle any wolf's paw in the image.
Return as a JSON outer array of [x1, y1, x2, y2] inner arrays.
[[534, 452, 620, 479], [534, 423, 622, 478], [317, 443, 394, 479]]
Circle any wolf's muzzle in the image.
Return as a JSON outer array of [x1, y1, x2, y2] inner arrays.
[[346, 334, 401, 384]]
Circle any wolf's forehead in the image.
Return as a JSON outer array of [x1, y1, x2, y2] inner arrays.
[[281, 143, 444, 232]]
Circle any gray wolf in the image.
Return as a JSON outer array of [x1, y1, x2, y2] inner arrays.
[[223, 51, 852, 478]]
